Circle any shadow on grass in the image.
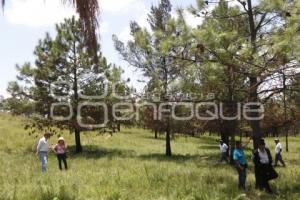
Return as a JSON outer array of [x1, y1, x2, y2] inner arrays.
[[198, 145, 219, 150], [68, 145, 136, 159], [138, 152, 220, 165], [194, 135, 220, 145], [66, 144, 221, 165], [143, 135, 166, 141], [119, 130, 137, 135]]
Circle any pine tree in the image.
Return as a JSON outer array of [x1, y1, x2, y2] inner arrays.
[[180, 0, 300, 148], [113, 0, 186, 156], [9, 17, 122, 153]]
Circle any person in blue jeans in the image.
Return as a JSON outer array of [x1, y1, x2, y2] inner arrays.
[[233, 138, 251, 190], [36, 132, 52, 172]]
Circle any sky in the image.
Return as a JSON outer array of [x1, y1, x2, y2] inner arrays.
[[0, 0, 200, 97]]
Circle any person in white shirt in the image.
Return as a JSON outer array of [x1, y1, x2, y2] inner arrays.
[[36, 132, 51, 172], [219, 140, 229, 163], [274, 139, 286, 167]]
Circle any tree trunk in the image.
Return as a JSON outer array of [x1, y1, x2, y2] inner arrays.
[[221, 132, 229, 146], [285, 130, 289, 152], [72, 37, 82, 153], [249, 77, 261, 149], [246, 0, 262, 150], [165, 120, 172, 156], [229, 133, 236, 164], [75, 129, 82, 153], [283, 73, 289, 152], [162, 57, 172, 156], [228, 120, 237, 164], [117, 121, 121, 132]]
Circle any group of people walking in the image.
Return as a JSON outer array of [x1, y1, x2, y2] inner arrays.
[[36, 132, 68, 172], [219, 138, 286, 193], [36, 131, 286, 194]]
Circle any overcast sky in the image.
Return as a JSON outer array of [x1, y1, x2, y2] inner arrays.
[[0, 0, 201, 97]]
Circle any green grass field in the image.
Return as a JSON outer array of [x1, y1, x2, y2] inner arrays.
[[0, 114, 299, 200]]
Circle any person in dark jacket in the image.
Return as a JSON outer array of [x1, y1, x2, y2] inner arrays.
[[253, 140, 274, 193], [254, 138, 269, 189]]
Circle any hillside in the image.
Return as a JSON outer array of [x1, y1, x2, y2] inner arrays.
[[0, 114, 299, 200]]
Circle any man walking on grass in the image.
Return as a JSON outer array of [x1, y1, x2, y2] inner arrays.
[[233, 138, 251, 190], [274, 139, 286, 167], [36, 132, 51, 172], [219, 140, 229, 163]]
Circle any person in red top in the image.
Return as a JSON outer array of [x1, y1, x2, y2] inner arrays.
[[53, 137, 68, 170]]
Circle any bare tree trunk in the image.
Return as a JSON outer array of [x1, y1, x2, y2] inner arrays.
[[283, 73, 289, 152], [249, 77, 262, 149], [229, 133, 236, 164], [117, 121, 121, 132], [247, 0, 262, 149], [162, 57, 172, 156], [72, 38, 82, 153], [75, 129, 82, 153], [166, 119, 172, 156], [155, 129, 158, 139]]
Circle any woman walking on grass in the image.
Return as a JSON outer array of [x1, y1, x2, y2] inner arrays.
[[53, 137, 68, 170]]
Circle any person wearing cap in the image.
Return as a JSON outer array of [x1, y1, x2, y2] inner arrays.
[[233, 138, 251, 190], [53, 137, 68, 170], [253, 139, 277, 193], [36, 132, 51, 172], [274, 139, 286, 167], [219, 140, 229, 163]]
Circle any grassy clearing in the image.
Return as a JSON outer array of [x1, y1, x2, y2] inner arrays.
[[0, 113, 299, 200]]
